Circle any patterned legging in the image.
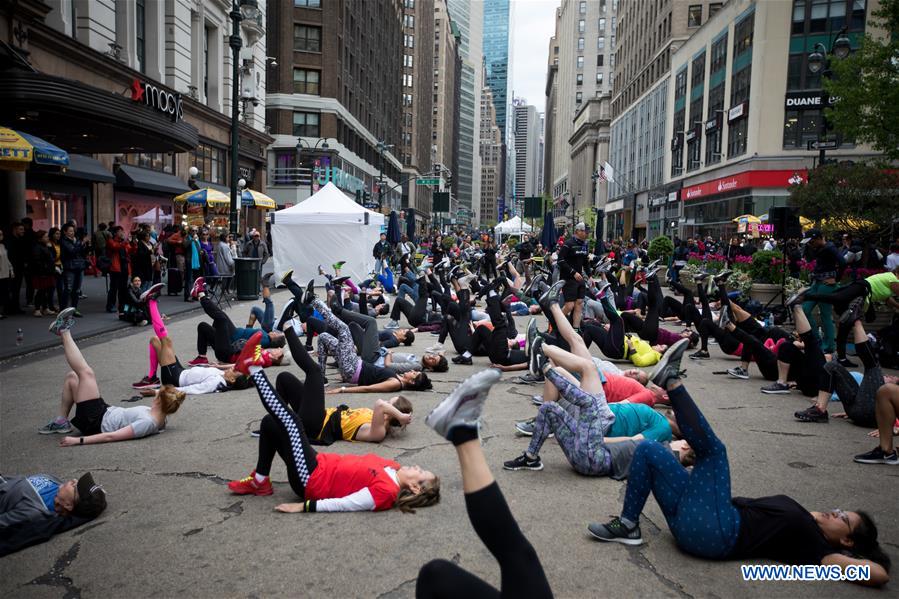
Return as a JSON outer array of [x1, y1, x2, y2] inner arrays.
[[527, 368, 616, 476], [313, 299, 360, 382], [250, 368, 318, 498], [621, 384, 740, 559]]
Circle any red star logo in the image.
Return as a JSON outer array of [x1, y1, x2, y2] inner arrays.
[[130, 78, 145, 102]]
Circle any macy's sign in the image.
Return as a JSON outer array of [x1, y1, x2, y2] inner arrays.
[[130, 78, 184, 122]]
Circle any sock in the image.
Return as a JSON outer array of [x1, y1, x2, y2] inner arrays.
[[148, 342, 159, 378], [55, 416, 68, 424], [525, 451, 538, 460], [462, 351, 472, 358], [254, 472, 268, 483], [488, 290, 497, 298], [249, 365, 263, 375], [448, 426, 478, 446], [148, 299, 167, 338], [619, 516, 637, 529]]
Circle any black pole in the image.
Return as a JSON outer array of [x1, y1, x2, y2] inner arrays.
[[819, 83, 827, 167], [228, 2, 242, 236]]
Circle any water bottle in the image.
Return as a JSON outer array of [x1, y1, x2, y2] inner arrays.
[[16, 328, 24, 346], [765, 313, 773, 328]]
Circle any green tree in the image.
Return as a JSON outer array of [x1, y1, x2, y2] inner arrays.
[[789, 162, 899, 239], [648, 236, 675, 262], [826, 0, 899, 159]]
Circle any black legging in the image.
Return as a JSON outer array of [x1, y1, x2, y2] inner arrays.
[[486, 295, 525, 366], [341, 310, 380, 363], [581, 296, 625, 359], [805, 280, 871, 360], [439, 290, 473, 354], [620, 277, 661, 344], [416, 482, 552, 599], [821, 340, 881, 427], [390, 294, 433, 327], [697, 320, 741, 354], [251, 369, 318, 498], [196, 296, 237, 362], [776, 331, 826, 397], [728, 325, 780, 381]]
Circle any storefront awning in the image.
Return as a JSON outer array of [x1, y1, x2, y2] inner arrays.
[[116, 165, 190, 194], [1, 71, 198, 154], [64, 155, 115, 183]]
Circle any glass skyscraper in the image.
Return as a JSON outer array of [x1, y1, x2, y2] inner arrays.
[[482, 0, 510, 139]]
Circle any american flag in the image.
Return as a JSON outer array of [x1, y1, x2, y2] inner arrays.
[[598, 161, 615, 183]]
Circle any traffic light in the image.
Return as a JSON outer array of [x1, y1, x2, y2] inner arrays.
[[363, 190, 372, 206], [355, 189, 362, 204]]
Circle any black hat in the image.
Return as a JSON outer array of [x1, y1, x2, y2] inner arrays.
[[73, 472, 107, 518], [801, 228, 823, 244]]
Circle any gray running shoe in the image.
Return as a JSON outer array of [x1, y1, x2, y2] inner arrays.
[[49, 307, 77, 335], [525, 317, 538, 357], [515, 418, 536, 436], [38, 420, 73, 435], [425, 369, 502, 440], [647, 338, 689, 388], [384, 319, 400, 330], [587, 518, 643, 546], [530, 394, 544, 406], [761, 381, 791, 394], [727, 366, 749, 379], [539, 279, 565, 306], [784, 287, 808, 308]]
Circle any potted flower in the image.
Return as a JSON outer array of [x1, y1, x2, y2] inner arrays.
[[747, 250, 787, 303]]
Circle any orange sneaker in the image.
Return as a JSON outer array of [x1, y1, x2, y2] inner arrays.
[[234, 331, 264, 375], [227, 470, 273, 496]]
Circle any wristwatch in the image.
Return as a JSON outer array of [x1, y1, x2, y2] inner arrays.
[[79, 437, 84, 445]]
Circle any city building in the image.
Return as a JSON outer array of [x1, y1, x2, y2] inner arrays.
[[537, 112, 545, 195], [432, 0, 462, 226], [544, 0, 617, 226], [1, 0, 271, 232], [513, 100, 540, 201], [479, 77, 503, 227], [446, 0, 483, 226], [543, 13, 560, 201], [608, 0, 720, 241], [482, 0, 511, 139], [265, 0, 404, 213], [399, 0, 435, 221], [569, 96, 612, 233], [664, 0, 883, 240]]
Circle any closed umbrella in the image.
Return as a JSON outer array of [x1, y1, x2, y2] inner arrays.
[[386, 210, 401, 244], [540, 211, 555, 249], [406, 210, 416, 240]]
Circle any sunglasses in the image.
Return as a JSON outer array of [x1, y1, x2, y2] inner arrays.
[[830, 509, 851, 529]]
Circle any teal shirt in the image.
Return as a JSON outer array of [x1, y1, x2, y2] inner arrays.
[[607, 403, 671, 442]]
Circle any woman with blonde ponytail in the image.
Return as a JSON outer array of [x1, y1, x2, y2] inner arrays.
[[38, 308, 186, 446]]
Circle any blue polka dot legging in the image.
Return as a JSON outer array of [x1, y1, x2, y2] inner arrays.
[[621, 384, 741, 559], [312, 299, 359, 381], [527, 367, 616, 476]]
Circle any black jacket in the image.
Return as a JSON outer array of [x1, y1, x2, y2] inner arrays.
[[373, 240, 392, 259], [558, 236, 589, 279], [60, 237, 88, 271]]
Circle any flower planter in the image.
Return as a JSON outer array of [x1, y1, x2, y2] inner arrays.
[[749, 283, 782, 304], [866, 308, 896, 331]]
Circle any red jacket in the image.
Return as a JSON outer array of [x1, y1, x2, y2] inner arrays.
[[106, 237, 131, 274]]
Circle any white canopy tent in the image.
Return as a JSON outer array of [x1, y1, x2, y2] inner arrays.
[[493, 216, 533, 243], [271, 182, 385, 284]]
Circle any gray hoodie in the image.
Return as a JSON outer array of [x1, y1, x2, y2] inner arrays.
[[0, 474, 90, 556]]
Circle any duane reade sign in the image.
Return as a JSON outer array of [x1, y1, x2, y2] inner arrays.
[[784, 92, 837, 110]]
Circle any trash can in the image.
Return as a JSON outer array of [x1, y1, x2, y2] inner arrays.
[[234, 257, 261, 300]]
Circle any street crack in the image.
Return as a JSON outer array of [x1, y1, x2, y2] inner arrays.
[[28, 541, 82, 599], [748, 429, 818, 438], [375, 577, 418, 599], [787, 461, 815, 469], [626, 546, 693, 599]]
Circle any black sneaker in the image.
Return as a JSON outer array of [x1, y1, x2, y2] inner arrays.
[[794, 405, 828, 422], [302, 279, 316, 305], [587, 517, 643, 546], [503, 452, 543, 471], [647, 338, 689, 388], [713, 269, 733, 283], [280, 269, 294, 286], [525, 317, 538, 357], [836, 357, 858, 368], [853, 446, 899, 465], [689, 350, 710, 360], [529, 336, 546, 376], [539, 280, 564, 306], [452, 354, 473, 365]]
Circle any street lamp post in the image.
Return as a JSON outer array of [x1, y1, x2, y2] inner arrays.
[[376, 140, 393, 211], [228, 0, 259, 236], [295, 137, 330, 196], [807, 28, 851, 167]]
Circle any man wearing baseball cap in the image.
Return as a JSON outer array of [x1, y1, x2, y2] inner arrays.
[[799, 228, 844, 354], [557, 222, 591, 329], [0, 471, 107, 556]]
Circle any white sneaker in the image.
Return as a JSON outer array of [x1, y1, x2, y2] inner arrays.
[[426, 343, 445, 353], [426, 369, 502, 440]]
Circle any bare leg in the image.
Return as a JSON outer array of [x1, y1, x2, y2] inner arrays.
[[730, 302, 752, 322], [150, 336, 178, 366], [60, 330, 100, 402], [542, 344, 602, 395], [58, 371, 79, 419], [875, 384, 899, 453], [540, 365, 579, 403], [572, 298, 584, 329], [792, 304, 811, 335], [561, 301, 575, 321], [549, 302, 591, 360]]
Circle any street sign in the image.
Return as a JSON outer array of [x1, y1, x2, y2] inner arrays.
[[807, 139, 839, 150], [416, 178, 440, 185]]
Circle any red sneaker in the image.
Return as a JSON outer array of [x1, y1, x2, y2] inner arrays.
[[139, 282, 165, 304], [227, 470, 273, 496], [187, 355, 209, 366], [190, 277, 206, 300], [234, 331, 264, 375], [132, 376, 161, 389]]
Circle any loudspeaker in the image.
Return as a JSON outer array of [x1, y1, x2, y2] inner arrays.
[[768, 206, 802, 239], [433, 192, 450, 212]]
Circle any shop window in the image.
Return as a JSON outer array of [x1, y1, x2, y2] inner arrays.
[[295, 0, 321, 6], [293, 111, 321, 138], [688, 5, 702, 27], [121, 153, 175, 174], [116, 193, 174, 233], [25, 189, 87, 232], [190, 142, 227, 184], [293, 68, 320, 95], [294, 25, 321, 52]]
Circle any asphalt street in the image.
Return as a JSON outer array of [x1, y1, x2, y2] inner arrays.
[[1, 289, 896, 598]]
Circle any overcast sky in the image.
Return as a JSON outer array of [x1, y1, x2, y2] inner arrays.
[[510, 0, 559, 114]]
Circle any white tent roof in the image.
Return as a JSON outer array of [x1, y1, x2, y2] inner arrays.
[[493, 216, 533, 233], [273, 182, 385, 225]]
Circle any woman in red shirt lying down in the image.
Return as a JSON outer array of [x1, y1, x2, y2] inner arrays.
[[228, 332, 440, 513]]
